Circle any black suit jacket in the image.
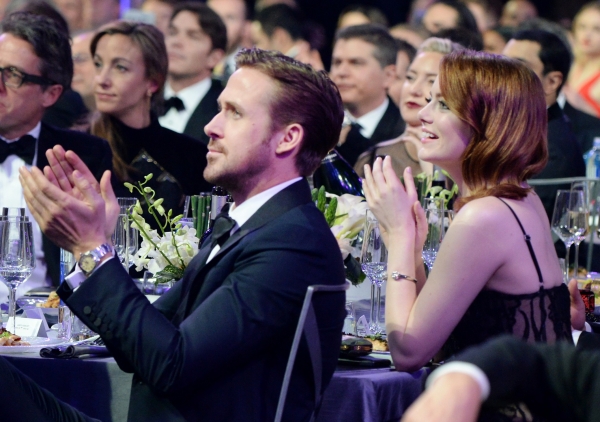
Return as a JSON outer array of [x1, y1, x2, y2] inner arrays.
[[562, 101, 600, 154], [450, 335, 600, 422], [36, 123, 113, 286], [532, 103, 586, 221], [337, 99, 404, 166], [57, 180, 346, 422], [182, 79, 222, 146]]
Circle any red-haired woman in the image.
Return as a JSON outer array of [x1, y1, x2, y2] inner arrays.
[[363, 50, 573, 373]]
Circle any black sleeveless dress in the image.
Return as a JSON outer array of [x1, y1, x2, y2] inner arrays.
[[440, 199, 572, 421]]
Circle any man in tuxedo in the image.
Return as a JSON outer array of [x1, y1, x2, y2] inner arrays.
[[402, 335, 600, 422], [208, 0, 251, 85], [159, 3, 226, 145], [0, 12, 112, 296], [503, 29, 586, 221], [19, 48, 346, 421], [330, 24, 404, 166]]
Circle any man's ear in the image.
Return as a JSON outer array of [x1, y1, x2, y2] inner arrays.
[[275, 123, 303, 155], [41, 84, 64, 108], [381, 64, 397, 89], [208, 48, 225, 70], [542, 70, 563, 98]]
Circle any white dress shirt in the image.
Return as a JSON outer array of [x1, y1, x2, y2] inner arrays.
[[159, 78, 212, 133], [352, 97, 389, 139], [206, 177, 303, 263], [0, 122, 51, 299]]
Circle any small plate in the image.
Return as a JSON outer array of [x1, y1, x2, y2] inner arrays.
[[0, 337, 64, 354]]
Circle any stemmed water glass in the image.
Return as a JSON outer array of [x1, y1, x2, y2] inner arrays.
[[0, 217, 35, 334], [113, 197, 138, 269], [421, 199, 447, 273], [569, 183, 589, 277], [552, 190, 579, 281], [360, 210, 387, 335]]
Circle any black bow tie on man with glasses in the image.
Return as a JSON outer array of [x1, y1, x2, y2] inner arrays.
[[0, 135, 36, 165]]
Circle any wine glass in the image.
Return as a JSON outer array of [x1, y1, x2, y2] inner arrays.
[[568, 184, 589, 278], [0, 218, 35, 334], [551, 190, 577, 282], [422, 199, 446, 273], [360, 210, 387, 335]]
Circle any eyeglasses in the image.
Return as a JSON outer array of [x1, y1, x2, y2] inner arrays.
[[0, 66, 54, 88]]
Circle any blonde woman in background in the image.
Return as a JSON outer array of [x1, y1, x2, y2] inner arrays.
[[355, 37, 464, 179]]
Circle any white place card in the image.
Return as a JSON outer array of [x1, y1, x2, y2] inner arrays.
[[24, 308, 51, 334], [6, 317, 44, 337]]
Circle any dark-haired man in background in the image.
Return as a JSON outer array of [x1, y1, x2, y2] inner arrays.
[[502, 29, 585, 221], [330, 24, 403, 166], [0, 11, 112, 297], [159, 2, 226, 145], [208, 0, 251, 84]]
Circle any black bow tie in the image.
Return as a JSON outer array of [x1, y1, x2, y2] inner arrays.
[[161, 96, 185, 116], [0, 135, 36, 165], [211, 204, 236, 248]]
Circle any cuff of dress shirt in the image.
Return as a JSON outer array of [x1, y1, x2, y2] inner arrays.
[[64, 253, 116, 290], [426, 361, 490, 401]]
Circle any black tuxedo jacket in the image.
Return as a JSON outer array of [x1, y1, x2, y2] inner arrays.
[[182, 79, 222, 146], [531, 103, 586, 221], [562, 101, 600, 154], [451, 335, 600, 422], [36, 123, 113, 286], [57, 179, 346, 422], [337, 98, 404, 166]]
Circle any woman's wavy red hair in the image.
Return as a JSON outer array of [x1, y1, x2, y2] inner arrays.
[[439, 50, 548, 210]]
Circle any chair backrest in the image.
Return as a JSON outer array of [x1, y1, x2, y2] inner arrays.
[[274, 281, 350, 422]]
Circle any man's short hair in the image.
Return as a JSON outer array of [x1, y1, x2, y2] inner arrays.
[[337, 5, 389, 28], [512, 28, 571, 92], [395, 38, 417, 63], [334, 24, 398, 68], [1, 11, 72, 91], [236, 48, 344, 176], [435, 27, 484, 50], [254, 4, 304, 41], [171, 2, 227, 52], [430, 0, 479, 33]]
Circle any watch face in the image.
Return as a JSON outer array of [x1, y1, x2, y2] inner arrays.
[[80, 255, 96, 274]]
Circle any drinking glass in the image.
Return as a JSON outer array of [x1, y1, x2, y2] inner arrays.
[[422, 199, 446, 273], [59, 248, 75, 280], [552, 190, 577, 281], [0, 218, 35, 334], [360, 210, 387, 335], [569, 183, 590, 277], [1, 207, 25, 220], [343, 301, 356, 336], [113, 197, 138, 268]]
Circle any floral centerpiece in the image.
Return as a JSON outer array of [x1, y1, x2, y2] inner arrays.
[[414, 169, 458, 209], [124, 174, 199, 284], [312, 186, 368, 285]]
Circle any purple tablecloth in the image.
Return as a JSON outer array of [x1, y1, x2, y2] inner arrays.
[[318, 366, 428, 422], [3, 354, 427, 422]]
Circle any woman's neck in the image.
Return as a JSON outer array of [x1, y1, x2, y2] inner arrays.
[[116, 109, 151, 129]]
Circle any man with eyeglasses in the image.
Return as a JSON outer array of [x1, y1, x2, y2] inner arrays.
[[70, 31, 96, 115], [0, 11, 112, 297]]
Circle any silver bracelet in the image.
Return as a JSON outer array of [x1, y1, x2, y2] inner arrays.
[[390, 271, 418, 283]]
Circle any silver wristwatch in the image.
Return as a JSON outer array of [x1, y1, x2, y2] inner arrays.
[[78, 243, 114, 277]]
